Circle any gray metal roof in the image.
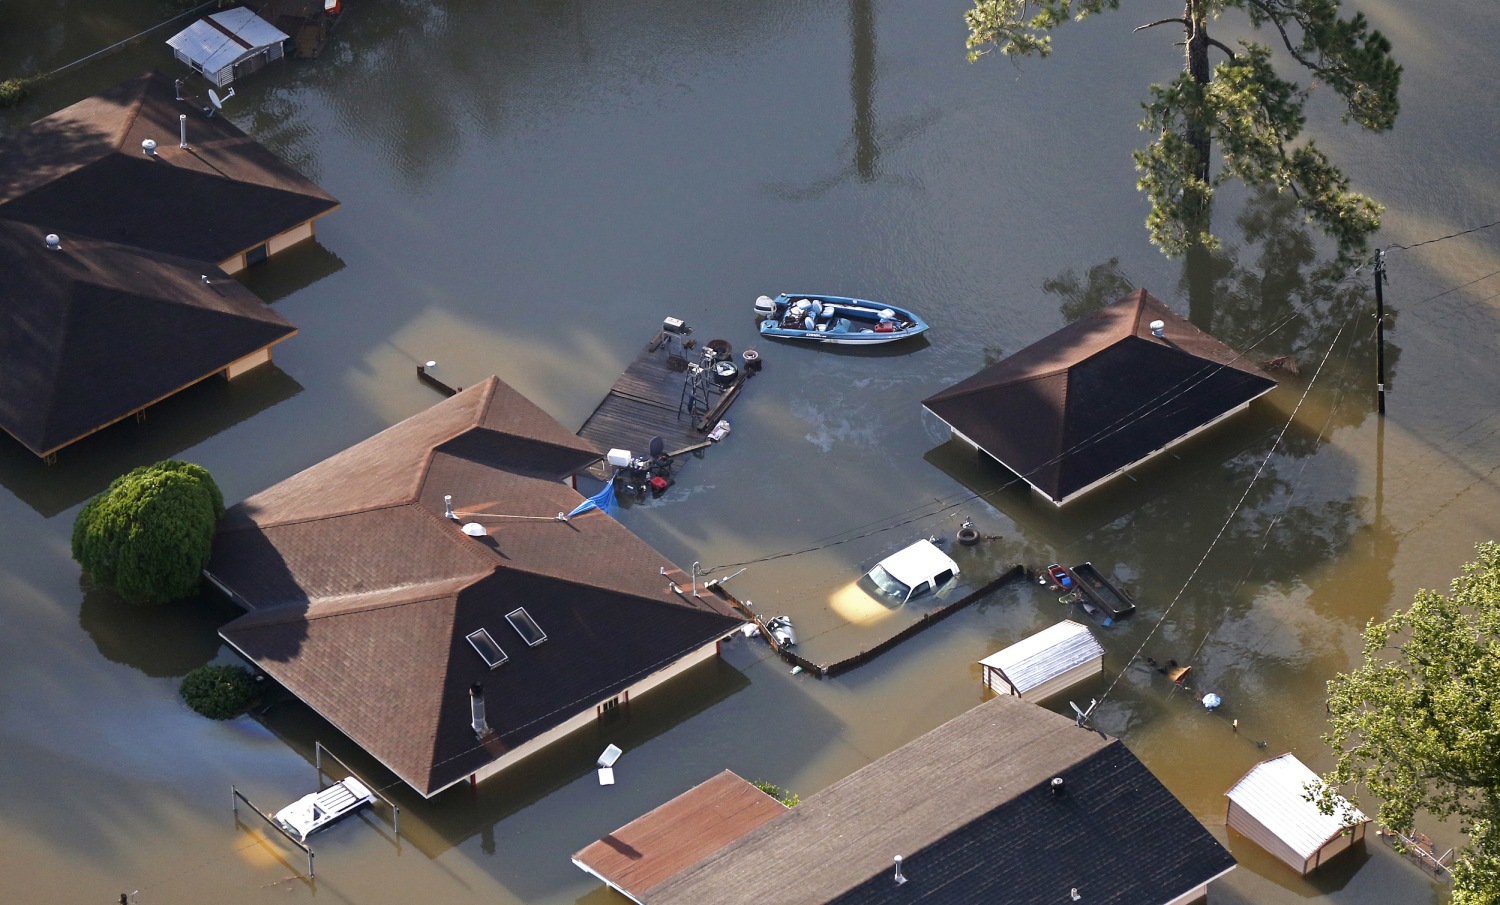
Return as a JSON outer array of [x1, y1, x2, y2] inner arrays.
[[978, 620, 1103, 694], [166, 8, 288, 75], [1226, 753, 1367, 859]]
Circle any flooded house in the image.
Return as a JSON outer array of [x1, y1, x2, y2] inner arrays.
[[923, 289, 1277, 506], [574, 693, 1236, 904], [0, 70, 336, 457], [205, 377, 745, 798]]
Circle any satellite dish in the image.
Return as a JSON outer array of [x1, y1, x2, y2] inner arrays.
[[648, 436, 665, 459], [461, 522, 487, 537], [207, 88, 223, 109], [1069, 698, 1098, 727]]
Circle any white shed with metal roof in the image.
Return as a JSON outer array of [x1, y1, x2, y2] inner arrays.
[[167, 8, 289, 87], [978, 619, 1103, 702], [1225, 753, 1369, 875]]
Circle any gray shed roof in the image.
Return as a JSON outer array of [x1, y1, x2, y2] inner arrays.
[[166, 8, 289, 75], [1226, 753, 1367, 860], [978, 620, 1103, 695]]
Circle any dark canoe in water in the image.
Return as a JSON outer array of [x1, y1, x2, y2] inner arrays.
[[1068, 562, 1136, 620]]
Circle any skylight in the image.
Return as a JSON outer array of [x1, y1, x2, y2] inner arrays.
[[466, 628, 508, 668], [506, 608, 547, 647]]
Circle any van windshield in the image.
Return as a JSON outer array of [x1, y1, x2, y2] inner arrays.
[[864, 565, 911, 601]]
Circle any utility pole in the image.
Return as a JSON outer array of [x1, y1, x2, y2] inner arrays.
[[1374, 249, 1387, 415]]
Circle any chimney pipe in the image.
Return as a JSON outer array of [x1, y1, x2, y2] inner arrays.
[[175, 78, 183, 101], [444, 494, 457, 520], [179, 114, 188, 149], [470, 683, 490, 738], [1051, 776, 1065, 796], [893, 855, 907, 885], [141, 139, 157, 157]]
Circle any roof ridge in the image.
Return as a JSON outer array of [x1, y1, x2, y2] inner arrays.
[[112, 76, 150, 154]]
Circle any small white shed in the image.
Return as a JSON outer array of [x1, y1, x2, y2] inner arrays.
[[167, 8, 289, 87], [978, 619, 1104, 702], [1225, 753, 1369, 875]]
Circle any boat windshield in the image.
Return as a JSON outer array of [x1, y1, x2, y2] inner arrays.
[[863, 565, 911, 602]]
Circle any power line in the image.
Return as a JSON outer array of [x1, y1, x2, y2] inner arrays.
[[1385, 218, 1500, 253], [1089, 301, 1362, 715]]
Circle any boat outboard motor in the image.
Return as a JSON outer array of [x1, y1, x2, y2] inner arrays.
[[754, 295, 777, 318]]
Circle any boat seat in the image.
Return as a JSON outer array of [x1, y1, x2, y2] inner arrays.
[[828, 317, 851, 334]]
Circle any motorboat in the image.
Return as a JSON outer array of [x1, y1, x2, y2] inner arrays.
[[766, 615, 797, 647], [754, 294, 928, 345], [273, 777, 376, 842]]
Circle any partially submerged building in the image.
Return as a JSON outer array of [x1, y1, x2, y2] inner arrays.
[[575, 693, 1236, 904], [166, 8, 290, 87], [207, 377, 745, 798], [0, 70, 338, 457], [978, 619, 1104, 702], [1225, 753, 1369, 875], [572, 770, 788, 903], [0, 222, 295, 458], [923, 290, 1277, 506]]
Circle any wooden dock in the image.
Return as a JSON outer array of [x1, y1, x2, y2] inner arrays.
[[256, 0, 343, 59], [577, 329, 753, 475]]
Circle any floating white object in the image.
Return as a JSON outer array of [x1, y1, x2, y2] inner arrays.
[[1202, 692, 1222, 711]]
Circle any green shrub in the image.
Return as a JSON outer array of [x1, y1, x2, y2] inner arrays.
[[180, 664, 256, 719], [72, 460, 225, 604], [0, 78, 28, 109], [753, 780, 800, 807]]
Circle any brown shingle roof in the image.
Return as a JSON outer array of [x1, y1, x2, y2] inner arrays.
[[573, 771, 788, 901], [0, 70, 338, 264], [644, 695, 1236, 905], [923, 290, 1276, 504], [0, 220, 296, 456], [212, 378, 744, 796]]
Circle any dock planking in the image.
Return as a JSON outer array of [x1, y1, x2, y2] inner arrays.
[[577, 329, 752, 474]]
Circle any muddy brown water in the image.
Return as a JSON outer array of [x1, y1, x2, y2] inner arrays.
[[2, 1, 1496, 902]]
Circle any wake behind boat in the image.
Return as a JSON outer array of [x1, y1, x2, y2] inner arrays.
[[755, 293, 928, 345]]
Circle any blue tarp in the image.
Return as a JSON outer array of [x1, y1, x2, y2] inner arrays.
[[568, 481, 617, 518]]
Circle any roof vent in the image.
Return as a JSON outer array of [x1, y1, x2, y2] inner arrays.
[[1149, 319, 1166, 338], [44, 233, 60, 251], [1051, 776, 1065, 795], [469, 683, 491, 738], [444, 493, 457, 521], [893, 855, 907, 886], [1071, 888, 1082, 901], [141, 138, 158, 156]]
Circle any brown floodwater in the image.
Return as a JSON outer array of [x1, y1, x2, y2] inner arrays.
[[2, 1, 1496, 902]]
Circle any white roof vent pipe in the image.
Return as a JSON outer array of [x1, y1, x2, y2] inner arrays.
[[179, 114, 188, 150], [444, 494, 457, 520], [469, 683, 491, 738], [44, 234, 60, 251], [141, 138, 158, 156], [1149, 319, 1166, 338], [893, 855, 907, 885]]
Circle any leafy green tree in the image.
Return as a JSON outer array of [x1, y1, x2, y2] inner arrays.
[[964, 0, 1401, 262], [71, 460, 225, 604], [1319, 542, 1500, 904], [180, 664, 257, 720]]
